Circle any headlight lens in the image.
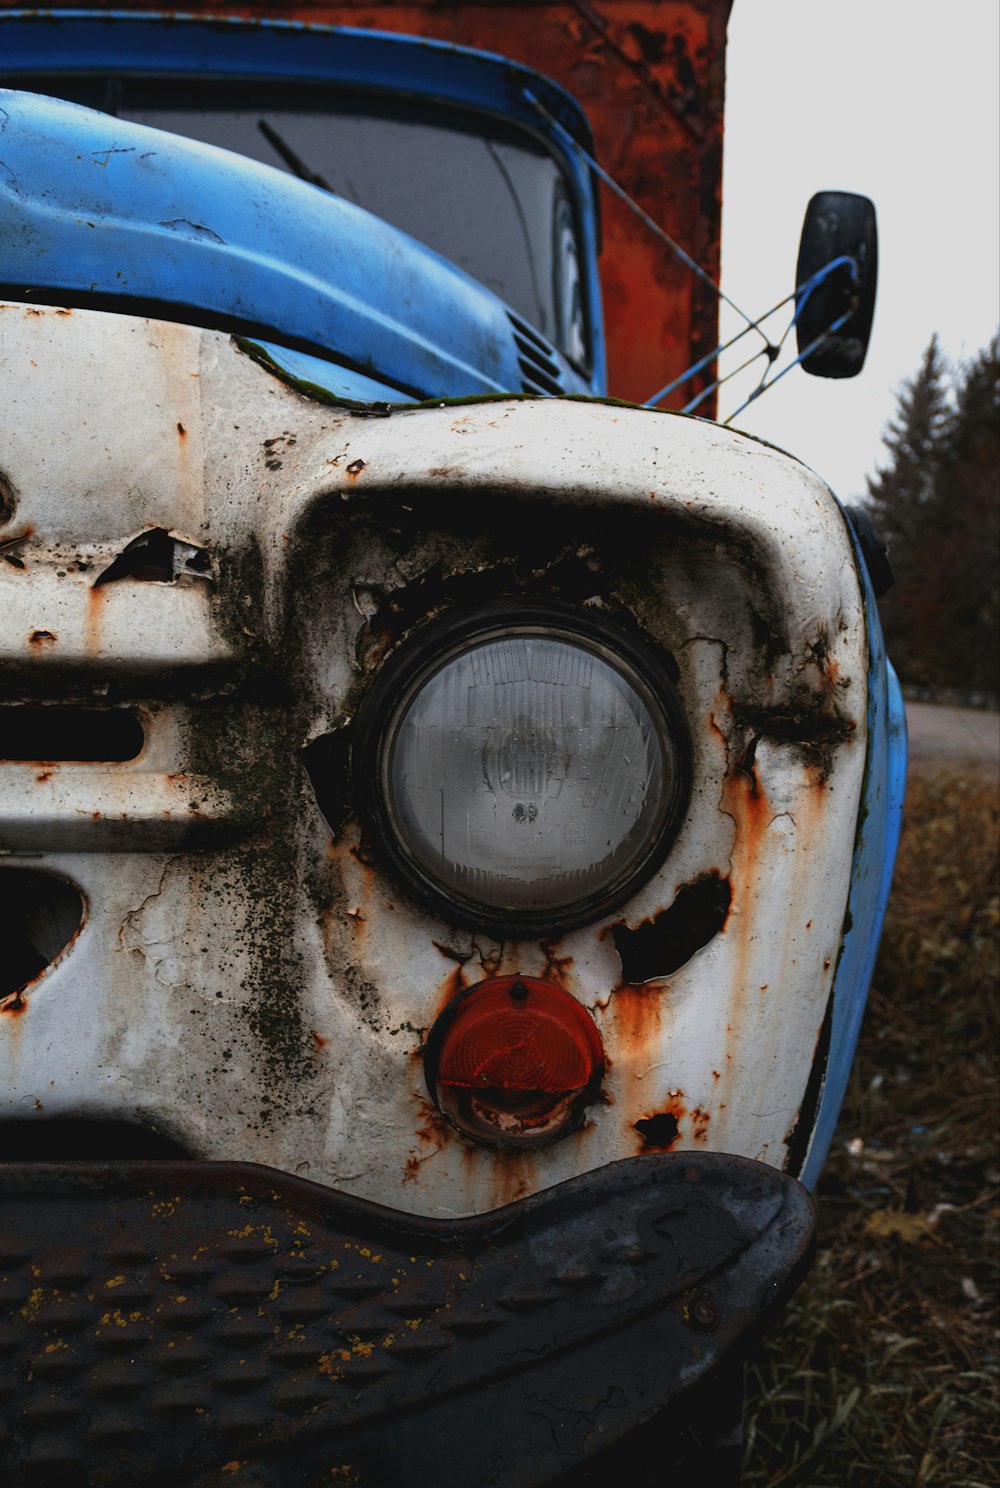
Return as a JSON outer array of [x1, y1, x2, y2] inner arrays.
[[357, 612, 689, 934]]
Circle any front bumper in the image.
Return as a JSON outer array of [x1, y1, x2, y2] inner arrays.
[[1, 1153, 814, 1486]]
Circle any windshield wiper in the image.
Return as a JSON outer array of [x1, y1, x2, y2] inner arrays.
[[257, 118, 332, 192]]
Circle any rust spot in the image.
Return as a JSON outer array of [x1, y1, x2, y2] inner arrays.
[[540, 941, 574, 985], [414, 1107, 450, 1148], [491, 1159, 536, 1208], [611, 871, 731, 983], [457, 1138, 537, 1208], [176, 421, 187, 437], [28, 630, 57, 647], [403, 1102, 450, 1181], [609, 983, 664, 1051], [433, 966, 467, 1019], [691, 1106, 711, 1143], [346, 459, 366, 477], [707, 710, 727, 745], [1, 521, 34, 554], [34, 770, 53, 784], [310, 1031, 328, 1051], [722, 754, 773, 855], [85, 580, 107, 654]]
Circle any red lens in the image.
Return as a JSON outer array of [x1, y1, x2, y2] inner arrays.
[[427, 976, 604, 1145]]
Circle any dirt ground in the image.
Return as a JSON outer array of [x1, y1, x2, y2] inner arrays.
[[743, 727, 999, 1486]]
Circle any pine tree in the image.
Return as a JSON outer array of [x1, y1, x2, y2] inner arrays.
[[866, 333, 999, 700], [930, 336, 1000, 696], [866, 336, 951, 684]]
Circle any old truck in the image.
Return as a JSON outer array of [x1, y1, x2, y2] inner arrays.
[[0, 4, 906, 1484]]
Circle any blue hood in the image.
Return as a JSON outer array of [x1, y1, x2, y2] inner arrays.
[[0, 88, 578, 401]]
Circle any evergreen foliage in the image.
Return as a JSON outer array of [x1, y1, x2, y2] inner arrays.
[[866, 334, 999, 701]]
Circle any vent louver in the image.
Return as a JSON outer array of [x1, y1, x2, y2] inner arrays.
[[507, 312, 565, 396]]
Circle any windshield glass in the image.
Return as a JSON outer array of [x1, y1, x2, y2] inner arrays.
[[24, 78, 587, 366]]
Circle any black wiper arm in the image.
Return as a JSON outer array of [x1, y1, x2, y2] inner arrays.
[[257, 118, 332, 192]]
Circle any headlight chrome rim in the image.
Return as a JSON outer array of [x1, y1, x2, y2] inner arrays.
[[353, 603, 691, 937]]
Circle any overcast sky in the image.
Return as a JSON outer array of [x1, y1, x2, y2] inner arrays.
[[718, 0, 1000, 501]]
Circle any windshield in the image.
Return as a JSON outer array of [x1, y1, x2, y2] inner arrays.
[[21, 77, 587, 367]]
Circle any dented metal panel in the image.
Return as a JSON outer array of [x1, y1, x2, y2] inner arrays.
[[1, 305, 868, 1218]]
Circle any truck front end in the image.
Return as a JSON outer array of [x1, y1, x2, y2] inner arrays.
[[0, 11, 905, 1484]]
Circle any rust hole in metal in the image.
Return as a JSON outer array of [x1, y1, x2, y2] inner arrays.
[[0, 707, 144, 762], [301, 726, 353, 839], [28, 629, 57, 647], [93, 528, 211, 586], [611, 871, 731, 984], [634, 1113, 680, 1148], [0, 470, 16, 527], [1, 870, 85, 1008]]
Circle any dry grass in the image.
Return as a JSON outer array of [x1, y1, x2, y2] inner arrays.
[[743, 768, 1000, 1486]]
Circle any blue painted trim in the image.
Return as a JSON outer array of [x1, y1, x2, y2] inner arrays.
[[0, 10, 596, 152], [0, 8, 606, 395], [800, 525, 907, 1190], [0, 88, 592, 403], [239, 341, 415, 406]]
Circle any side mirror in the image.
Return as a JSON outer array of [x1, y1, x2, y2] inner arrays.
[[795, 191, 878, 378]]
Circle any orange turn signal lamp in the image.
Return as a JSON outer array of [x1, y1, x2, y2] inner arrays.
[[425, 975, 605, 1147]]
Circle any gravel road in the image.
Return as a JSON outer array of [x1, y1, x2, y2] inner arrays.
[[905, 701, 1000, 770]]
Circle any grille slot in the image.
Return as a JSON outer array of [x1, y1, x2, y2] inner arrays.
[[0, 707, 144, 761], [507, 312, 565, 396]]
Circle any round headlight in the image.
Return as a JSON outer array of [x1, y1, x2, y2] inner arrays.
[[355, 608, 690, 935]]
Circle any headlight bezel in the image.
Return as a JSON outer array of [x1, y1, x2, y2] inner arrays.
[[352, 602, 691, 938]]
